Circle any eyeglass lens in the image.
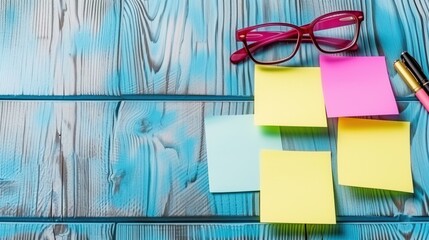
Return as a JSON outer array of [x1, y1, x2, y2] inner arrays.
[[313, 13, 358, 52], [246, 25, 300, 63]]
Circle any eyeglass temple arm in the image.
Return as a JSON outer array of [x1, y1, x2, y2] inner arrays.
[[230, 32, 357, 64]]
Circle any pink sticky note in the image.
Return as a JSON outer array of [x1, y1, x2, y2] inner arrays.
[[320, 55, 398, 117]]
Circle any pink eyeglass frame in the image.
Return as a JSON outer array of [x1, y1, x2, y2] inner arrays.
[[230, 10, 364, 64]]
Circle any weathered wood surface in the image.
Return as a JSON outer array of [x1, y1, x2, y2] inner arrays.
[[121, 0, 399, 95], [115, 223, 429, 239], [3, 222, 429, 239], [0, 0, 120, 95], [118, 0, 429, 96], [63, 101, 257, 217], [0, 0, 426, 96], [116, 223, 305, 240], [0, 223, 114, 239], [307, 223, 429, 239], [1, 0, 429, 238], [0, 102, 61, 217], [0, 101, 428, 219]]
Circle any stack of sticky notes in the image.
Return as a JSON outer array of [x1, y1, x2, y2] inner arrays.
[[204, 55, 414, 225]]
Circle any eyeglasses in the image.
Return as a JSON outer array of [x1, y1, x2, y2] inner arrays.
[[230, 10, 364, 65]]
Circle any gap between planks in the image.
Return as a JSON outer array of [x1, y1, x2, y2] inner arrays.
[[0, 216, 428, 223], [0, 95, 418, 102]]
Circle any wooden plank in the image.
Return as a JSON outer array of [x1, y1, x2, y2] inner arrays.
[[63, 101, 258, 217], [119, 0, 413, 96], [4, 222, 429, 239], [307, 223, 429, 239], [0, 0, 422, 96], [58, 101, 400, 217], [0, 102, 61, 217], [60, 102, 119, 217], [62, 101, 429, 218], [0, 101, 426, 218], [0, 0, 424, 96], [0, 223, 114, 239], [116, 223, 305, 239], [0, 0, 120, 95]]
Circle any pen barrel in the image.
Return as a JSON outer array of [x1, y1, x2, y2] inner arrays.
[[394, 60, 421, 92], [415, 89, 429, 112]]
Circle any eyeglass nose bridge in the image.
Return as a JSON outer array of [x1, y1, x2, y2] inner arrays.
[[294, 24, 317, 46], [298, 24, 313, 35], [294, 24, 317, 45]]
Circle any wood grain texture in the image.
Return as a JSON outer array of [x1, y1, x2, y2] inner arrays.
[[116, 223, 304, 240], [0, 0, 425, 96], [61, 101, 429, 218], [119, 0, 420, 96], [63, 101, 258, 217], [0, 101, 428, 219], [60, 101, 118, 217], [0, 102, 61, 217], [308, 223, 429, 240], [0, 0, 120, 95], [0, 223, 114, 239], [4, 222, 429, 239], [2, 0, 429, 238]]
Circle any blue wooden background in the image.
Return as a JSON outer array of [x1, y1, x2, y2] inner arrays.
[[1, 0, 429, 239]]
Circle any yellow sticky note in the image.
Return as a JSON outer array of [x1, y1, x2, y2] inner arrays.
[[260, 150, 336, 224], [254, 65, 327, 127], [337, 118, 413, 193]]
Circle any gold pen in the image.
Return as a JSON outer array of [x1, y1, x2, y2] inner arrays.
[[394, 60, 429, 112]]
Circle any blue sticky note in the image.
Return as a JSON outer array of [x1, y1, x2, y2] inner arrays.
[[205, 114, 282, 192]]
